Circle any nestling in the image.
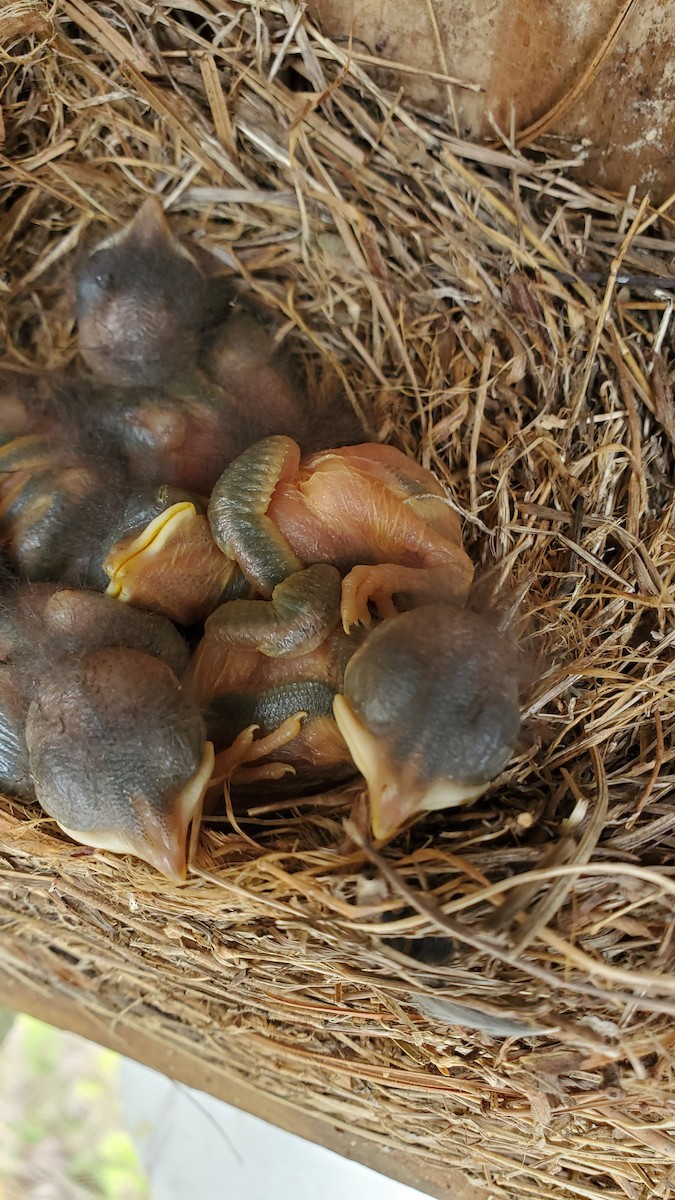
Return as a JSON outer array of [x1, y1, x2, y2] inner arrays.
[[208, 435, 474, 629], [0, 585, 213, 880], [334, 605, 522, 840]]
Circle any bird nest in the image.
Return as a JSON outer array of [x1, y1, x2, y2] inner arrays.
[[1, 4, 675, 1199]]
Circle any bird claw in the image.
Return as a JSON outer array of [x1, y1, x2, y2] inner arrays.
[[341, 562, 470, 631], [340, 565, 401, 632], [232, 761, 296, 785], [212, 711, 307, 784]]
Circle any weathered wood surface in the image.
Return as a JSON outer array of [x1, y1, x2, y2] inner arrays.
[[310, 0, 675, 201]]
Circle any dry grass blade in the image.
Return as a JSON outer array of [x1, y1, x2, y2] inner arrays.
[[1, 4, 675, 1198]]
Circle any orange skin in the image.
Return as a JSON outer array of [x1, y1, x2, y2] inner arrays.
[[196, 429, 476, 791], [185, 626, 355, 711], [185, 638, 355, 789], [184, 625, 360, 788], [209, 437, 474, 629]]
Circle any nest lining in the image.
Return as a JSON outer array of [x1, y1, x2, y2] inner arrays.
[[1, 3, 675, 1198]]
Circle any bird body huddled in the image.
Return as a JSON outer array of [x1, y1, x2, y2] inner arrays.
[[0, 197, 523, 879]]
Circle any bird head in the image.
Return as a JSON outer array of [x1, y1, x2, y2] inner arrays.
[[76, 197, 208, 386], [334, 605, 522, 841], [26, 647, 214, 880]]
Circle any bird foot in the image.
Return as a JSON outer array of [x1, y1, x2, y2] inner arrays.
[[340, 564, 405, 631], [212, 712, 307, 785]]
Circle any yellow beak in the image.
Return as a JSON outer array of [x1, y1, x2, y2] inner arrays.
[[333, 694, 485, 841], [104, 502, 234, 625], [56, 741, 215, 882]]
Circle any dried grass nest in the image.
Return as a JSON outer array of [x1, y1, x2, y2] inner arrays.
[[1, 4, 674, 1199]]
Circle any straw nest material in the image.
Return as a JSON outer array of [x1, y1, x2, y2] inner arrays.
[[1, 4, 674, 1198]]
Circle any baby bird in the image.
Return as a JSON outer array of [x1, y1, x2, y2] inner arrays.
[[334, 605, 522, 840], [76, 200, 366, 491], [208, 435, 474, 629], [74, 199, 240, 490], [206, 308, 366, 451], [98, 486, 237, 625], [0, 369, 114, 581], [76, 196, 209, 387], [0, 368, 56, 441], [75, 199, 289, 491], [27, 647, 212, 881], [0, 585, 213, 880], [187, 579, 521, 835], [0, 660, 32, 800], [206, 309, 308, 442], [185, 565, 362, 793], [88, 377, 250, 496], [0, 374, 125, 593], [0, 384, 235, 624], [0, 442, 107, 582]]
